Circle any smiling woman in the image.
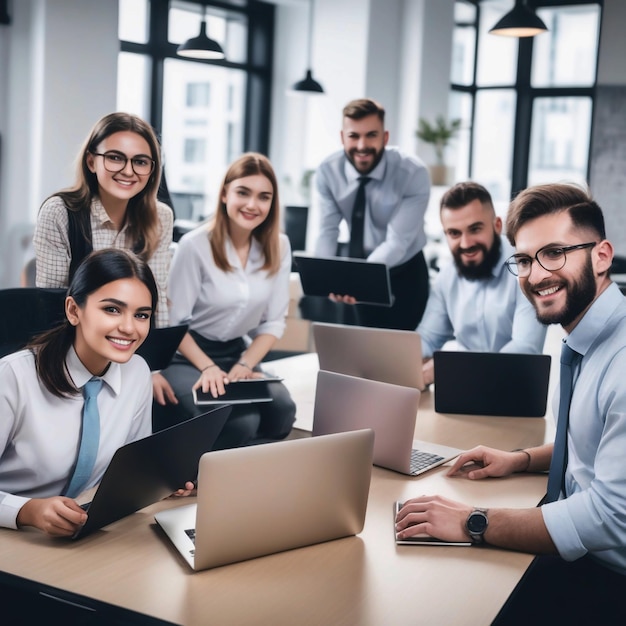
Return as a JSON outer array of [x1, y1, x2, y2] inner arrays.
[[32, 112, 173, 329], [155, 152, 296, 451], [0, 249, 158, 537]]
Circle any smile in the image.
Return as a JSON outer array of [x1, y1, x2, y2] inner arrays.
[[108, 337, 134, 346], [537, 285, 561, 296]]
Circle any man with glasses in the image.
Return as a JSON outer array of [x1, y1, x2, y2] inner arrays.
[[416, 181, 546, 386], [396, 183, 626, 623]]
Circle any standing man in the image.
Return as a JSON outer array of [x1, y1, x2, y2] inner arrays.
[[396, 183, 626, 623], [312, 98, 430, 330], [417, 181, 546, 385]]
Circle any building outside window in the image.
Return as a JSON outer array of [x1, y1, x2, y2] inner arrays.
[[449, 0, 601, 210], [117, 0, 272, 221]]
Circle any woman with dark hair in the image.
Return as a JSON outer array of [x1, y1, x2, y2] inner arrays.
[[157, 153, 296, 449], [0, 248, 182, 536], [33, 112, 173, 329]]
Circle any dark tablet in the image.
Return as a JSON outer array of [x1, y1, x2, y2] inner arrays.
[[135, 323, 188, 371], [293, 253, 393, 306]]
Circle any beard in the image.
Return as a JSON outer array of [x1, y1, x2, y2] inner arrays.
[[346, 146, 385, 175], [453, 234, 502, 280], [523, 256, 596, 327]]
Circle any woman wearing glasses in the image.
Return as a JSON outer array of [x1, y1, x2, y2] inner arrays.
[[33, 112, 173, 330]]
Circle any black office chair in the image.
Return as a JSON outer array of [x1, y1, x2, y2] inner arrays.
[[284, 205, 308, 271], [0, 287, 67, 358]]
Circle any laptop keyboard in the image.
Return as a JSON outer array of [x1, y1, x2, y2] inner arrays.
[[410, 449, 444, 474], [185, 528, 196, 544]]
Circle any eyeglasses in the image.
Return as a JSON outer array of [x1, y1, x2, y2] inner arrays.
[[91, 151, 155, 177], [505, 242, 597, 277]]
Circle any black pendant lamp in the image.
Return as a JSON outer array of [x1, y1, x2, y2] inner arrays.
[[489, 0, 548, 38], [177, 5, 225, 60], [291, 0, 324, 94]]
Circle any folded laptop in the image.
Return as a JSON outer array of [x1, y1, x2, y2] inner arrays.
[[312, 370, 463, 476], [154, 429, 374, 570], [433, 351, 551, 417], [135, 323, 188, 371], [72, 405, 231, 539], [393, 501, 471, 546], [192, 378, 282, 405], [293, 253, 392, 306], [313, 322, 425, 390]]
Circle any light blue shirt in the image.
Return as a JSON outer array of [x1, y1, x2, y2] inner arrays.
[[314, 147, 430, 268], [542, 282, 626, 574], [416, 239, 547, 358]]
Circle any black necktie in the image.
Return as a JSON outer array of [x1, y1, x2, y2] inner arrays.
[[348, 177, 371, 259], [545, 343, 582, 503]]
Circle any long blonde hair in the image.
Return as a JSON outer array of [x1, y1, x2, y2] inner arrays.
[[44, 112, 163, 260], [210, 152, 282, 274]]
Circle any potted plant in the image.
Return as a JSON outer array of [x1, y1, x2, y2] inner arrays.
[[416, 116, 461, 186]]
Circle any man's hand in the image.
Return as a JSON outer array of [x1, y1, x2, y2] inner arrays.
[[17, 497, 88, 537], [170, 481, 198, 498], [395, 494, 472, 542], [152, 372, 178, 406], [446, 446, 527, 480], [422, 358, 435, 386]]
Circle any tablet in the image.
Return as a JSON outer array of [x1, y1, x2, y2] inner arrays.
[[293, 253, 393, 306], [193, 378, 282, 405], [394, 502, 471, 546]]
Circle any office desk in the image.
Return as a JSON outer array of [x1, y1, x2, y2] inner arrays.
[[0, 354, 553, 625]]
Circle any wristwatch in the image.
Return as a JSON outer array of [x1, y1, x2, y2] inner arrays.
[[465, 508, 489, 545]]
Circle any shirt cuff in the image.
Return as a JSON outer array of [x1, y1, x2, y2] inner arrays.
[[541, 501, 588, 562], [0, 494, 31, 530]]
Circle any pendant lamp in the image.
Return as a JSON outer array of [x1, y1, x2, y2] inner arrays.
[[489, 0, 548, 38], [177, 5, 225, 60], [291, 0, 324, 94]]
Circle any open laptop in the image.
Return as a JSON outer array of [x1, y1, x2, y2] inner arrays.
[[192, 378, 283, 405], [135, 323, 188, 371], [293, 253, 393, 306], [434, 351, 551, 417], [154, 429, 374, 570], [72, 405, 231, 539], [313, 322, 425, 391], [312, 370, 463, 476]]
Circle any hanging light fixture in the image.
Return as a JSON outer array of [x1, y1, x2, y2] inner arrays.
[[489, 0, 548, 38], [291, 0, 324, 94], [177, 4, 225, 60]]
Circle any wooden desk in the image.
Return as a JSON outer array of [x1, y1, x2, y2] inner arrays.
[[0, 354, 553, 625]]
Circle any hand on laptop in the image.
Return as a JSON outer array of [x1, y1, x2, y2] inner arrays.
[[422, 358, 435, 386], [329, 293, 357, 305], [446, 445, 531, 480], [170, 481, 198, 498], [16, 497, 88, 537], [194, 366, 230, 398]]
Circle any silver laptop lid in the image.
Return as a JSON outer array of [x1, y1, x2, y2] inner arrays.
[[192, 429, 374, 570], [312, 370, 421, 475], [312, 322, 425, 390]]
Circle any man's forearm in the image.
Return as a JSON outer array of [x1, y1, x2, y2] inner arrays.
[[484, 507, 557, 554]]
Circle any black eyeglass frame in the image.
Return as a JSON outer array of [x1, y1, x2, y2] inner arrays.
[[91, 151, 156, 177], [505, 242, 597, 277]]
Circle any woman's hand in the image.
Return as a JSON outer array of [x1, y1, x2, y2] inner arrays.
[[193, 364, 229, 398], [446, 446, 526, 480], [152, 372, 178, 406], [170, 481, 197, 498], [227, 362, 264, 382], [16, 497, 88, 537]]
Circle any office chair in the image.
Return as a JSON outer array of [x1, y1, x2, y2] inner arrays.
[[0, 287, 67, 358]]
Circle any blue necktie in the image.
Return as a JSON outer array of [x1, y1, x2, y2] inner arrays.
[[348, 176, 371, 259], [545, 343, 582, 503], [64, 378, 103, 498]]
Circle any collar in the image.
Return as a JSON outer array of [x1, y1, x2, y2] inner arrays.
[[343, 149, 388, 185], [564, 282, 624, 357], [225, 235, 263, 268], [65, 345, 122, 395], [91, 197, 127, 231]]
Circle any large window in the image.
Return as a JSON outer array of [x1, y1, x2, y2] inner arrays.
[[449, 0, 601, 208], [117, 0, 274, 221]]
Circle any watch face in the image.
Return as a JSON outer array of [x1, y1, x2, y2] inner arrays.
[[467, 512, 488, 533]]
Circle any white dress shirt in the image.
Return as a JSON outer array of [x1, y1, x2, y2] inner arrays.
[[33, 196, 173, 328], [417, 239, 547, 357], [168, 225, 291, 341], [314, 147, 430, 268], [0, 347, 152, 529], [541, 283, 626, 574]]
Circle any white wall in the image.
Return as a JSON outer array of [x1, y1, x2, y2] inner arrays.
[[0, 0, 118, 287]]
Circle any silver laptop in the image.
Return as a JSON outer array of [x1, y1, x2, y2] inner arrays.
[[154, 429, 374, 571], [313, 322, 426, 391], [312, 370, 463, 476]]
